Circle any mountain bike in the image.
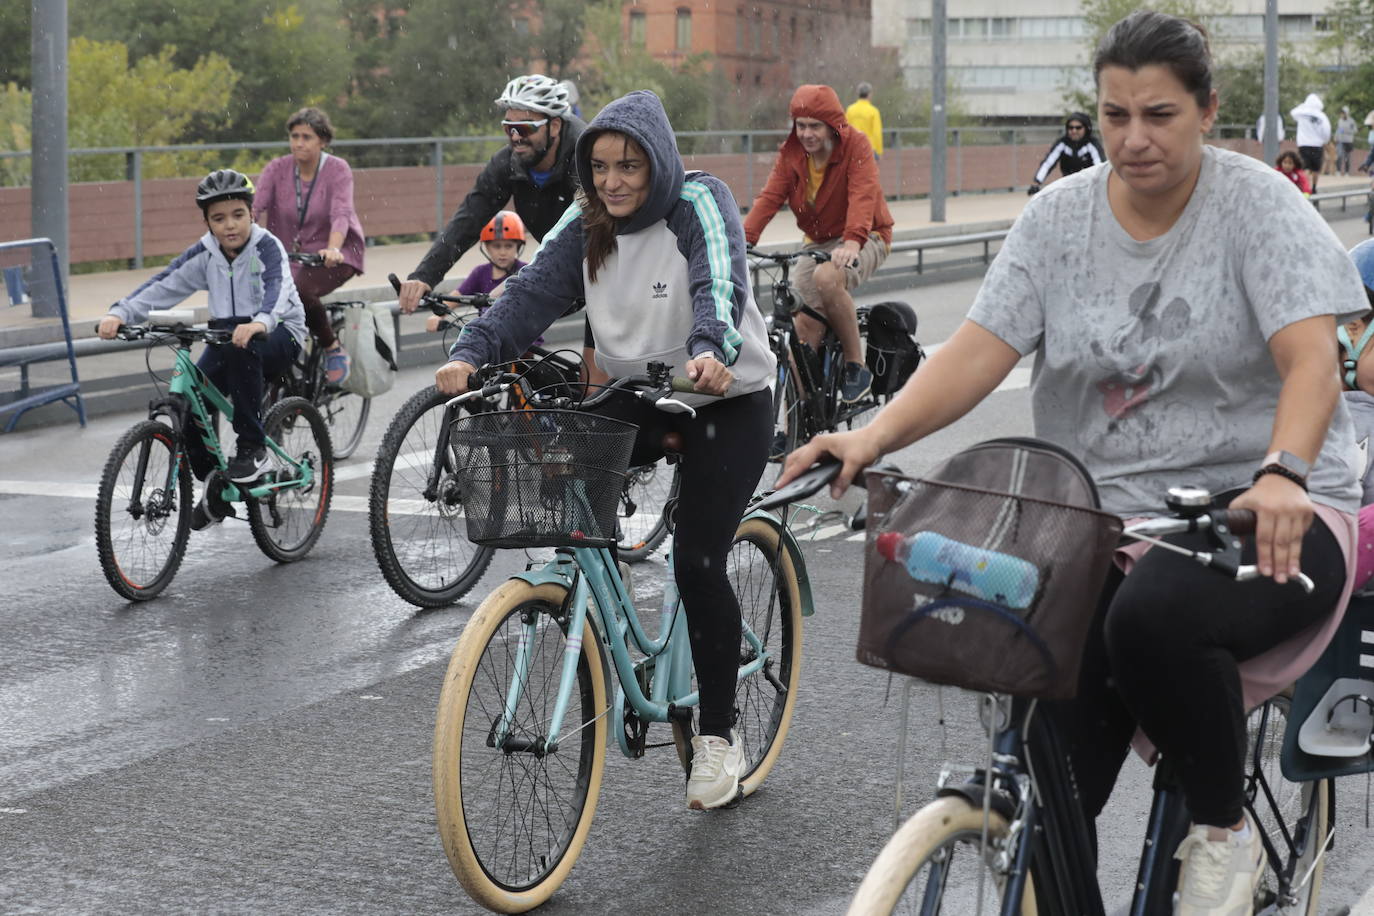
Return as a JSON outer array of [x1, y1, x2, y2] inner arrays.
[[95, 310, 333, 601], [829, 478, 1334, 916], [367, 279, 678, 609], [266, 251, 371, 459], [749, 247, 924, 461], [431, 363, 817, 912]]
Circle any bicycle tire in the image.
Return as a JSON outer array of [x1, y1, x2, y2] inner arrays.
[[847, 796, 1033, 916], [368, 385, 496, 607], [727, 517, 805, 794], [615, 460, 680, 562], [315, 386, 370, 460], [433, 579, 607, 912], [770, 359, 808, 462], [247, 397, 333, 562], [95, 420, 192, 601], [1246, 694, 1328, 915]]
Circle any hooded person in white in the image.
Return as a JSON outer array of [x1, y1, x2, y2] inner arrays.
[[1291, 93, 1332, 190], [1292, 93, 1332, 147]]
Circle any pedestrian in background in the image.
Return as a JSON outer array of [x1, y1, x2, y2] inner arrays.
[[1361, 110, 1374, 174], [845, 82, 884, 161], [1291, 93, 1331, 192], [1336, 105, 1357, 175], [1254, 112, 1285, 142]]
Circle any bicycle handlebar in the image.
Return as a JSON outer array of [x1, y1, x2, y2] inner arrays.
[[288, 252, 326, 268], [747, 247, 832, 265], [387, 272, 491, 316], [446, 364, 705, 416]]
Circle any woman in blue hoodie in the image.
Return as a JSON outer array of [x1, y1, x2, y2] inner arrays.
[[437, 90, 776, 811]]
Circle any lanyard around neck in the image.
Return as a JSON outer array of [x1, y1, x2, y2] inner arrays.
[[292, 152, 329, 244]]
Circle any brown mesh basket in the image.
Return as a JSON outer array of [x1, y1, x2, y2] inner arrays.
[[448, 409, 637, 549], [859, 470, 1123, 699]]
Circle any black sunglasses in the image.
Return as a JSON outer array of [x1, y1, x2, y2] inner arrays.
[[502, 119, 550, 139]]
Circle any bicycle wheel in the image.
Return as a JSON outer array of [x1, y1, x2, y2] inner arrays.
[[247, 397, 333, 562], [95, 420, 192, 601], [847, 796, 1030, 916], [727, 517, 805, 796], [434, 579, 608, 912], [1245, 694, 1328, 915], [771, 358, 808, 462], [615, 460, 680, 562], [368, 385, 495, 608], [315, 385, 370, 460]]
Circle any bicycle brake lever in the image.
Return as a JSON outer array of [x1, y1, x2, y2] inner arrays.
[[1234, 564, 1316, 593], [651, 395, 697, 417]]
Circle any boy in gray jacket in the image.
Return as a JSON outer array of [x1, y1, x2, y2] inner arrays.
[[99, 170, 306, 490]]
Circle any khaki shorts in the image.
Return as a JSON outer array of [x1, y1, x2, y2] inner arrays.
[[793, 235, 890, 312]]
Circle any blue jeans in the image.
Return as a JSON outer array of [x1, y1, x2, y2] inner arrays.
[[195, 321, 299, 457]]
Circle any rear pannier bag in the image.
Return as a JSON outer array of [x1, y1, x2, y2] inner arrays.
[[858, 438, 1123, 699], [863, 301, 922, 397]]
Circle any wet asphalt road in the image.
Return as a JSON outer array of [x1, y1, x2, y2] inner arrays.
[[5, 258, 1374, 915]]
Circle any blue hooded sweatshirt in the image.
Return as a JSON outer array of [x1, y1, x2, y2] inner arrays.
[[450, 90, 774, 402]]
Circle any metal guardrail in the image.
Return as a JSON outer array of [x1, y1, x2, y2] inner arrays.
[[7, 186, 1373, 428]]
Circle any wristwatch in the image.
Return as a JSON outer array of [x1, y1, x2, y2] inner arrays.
[[1253, 449, 1310, 490]]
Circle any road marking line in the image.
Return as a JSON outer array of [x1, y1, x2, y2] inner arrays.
[[0, 480, 99, 499]]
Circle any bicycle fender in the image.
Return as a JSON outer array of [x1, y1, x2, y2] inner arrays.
[[743, 510, 816, 618], [508, 567, 576, 590]]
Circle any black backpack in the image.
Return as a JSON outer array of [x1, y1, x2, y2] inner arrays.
[[863, 301, 922, 397]]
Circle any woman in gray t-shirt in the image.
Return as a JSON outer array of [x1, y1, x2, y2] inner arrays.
[[781, 10, 1360, 911]]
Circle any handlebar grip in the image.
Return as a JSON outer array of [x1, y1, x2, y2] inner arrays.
[[1214, 509, 1256, 536], [669, 377, 697, 394], [387, 272, 402, 293]]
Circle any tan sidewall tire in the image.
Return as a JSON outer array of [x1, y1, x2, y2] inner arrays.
[[846, 796, 1035, 916], [432, 579, 608, 913], [734, 517, 805, 797], [1300, 779, 1329, 915]]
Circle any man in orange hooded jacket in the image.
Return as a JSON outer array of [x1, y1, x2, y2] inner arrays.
[[745, 84, 894, 404]]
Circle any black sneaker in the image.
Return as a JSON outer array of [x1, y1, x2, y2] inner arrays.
[[227, 447, 270, 483], [768, 430, 789, 462], [839, 362, 873, 405]]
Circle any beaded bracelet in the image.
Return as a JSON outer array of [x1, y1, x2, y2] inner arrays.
[[1253, 464, 1308, 491]]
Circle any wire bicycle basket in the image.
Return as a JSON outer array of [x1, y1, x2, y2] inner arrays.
[[449, 409, 637, 549]]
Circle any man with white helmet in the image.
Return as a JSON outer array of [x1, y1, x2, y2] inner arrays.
[[399, 74, 586, 312]]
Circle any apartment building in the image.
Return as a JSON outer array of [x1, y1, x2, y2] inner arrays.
[[875, 0, 1333, 119]]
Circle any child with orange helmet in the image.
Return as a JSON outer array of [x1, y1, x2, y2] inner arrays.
[[427, 210, 537, 338]]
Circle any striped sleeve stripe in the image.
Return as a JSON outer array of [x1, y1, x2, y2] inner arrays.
[[256, 236, 284, 313], [679, 182, 743, 363]]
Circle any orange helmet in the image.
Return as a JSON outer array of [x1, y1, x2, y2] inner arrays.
[[480, 210, 527, 245]]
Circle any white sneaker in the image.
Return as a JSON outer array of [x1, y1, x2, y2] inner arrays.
[[685, 730, 744, 810], [1173, 815, 1264, 915]]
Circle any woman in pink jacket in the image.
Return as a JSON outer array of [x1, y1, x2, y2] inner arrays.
[[255, 107, 366, 384]]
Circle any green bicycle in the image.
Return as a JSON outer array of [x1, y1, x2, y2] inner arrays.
[[431, 364, 814, 912], [95, 310, 334, 601]]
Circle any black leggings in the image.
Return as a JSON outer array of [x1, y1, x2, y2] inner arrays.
[[593, 387, 773, 738], [1049, 515, 1346, 830]]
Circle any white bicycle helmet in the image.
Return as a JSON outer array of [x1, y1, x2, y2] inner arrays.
[[494, 74, 571, 118]]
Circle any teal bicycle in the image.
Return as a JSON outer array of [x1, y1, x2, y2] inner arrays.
[[431, 364, 814, 912], [95, 310, 333, 601]]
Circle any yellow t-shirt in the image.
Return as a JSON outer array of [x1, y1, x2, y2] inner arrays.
[[845, 98, 884, 157], [806, 156, 826, 205]]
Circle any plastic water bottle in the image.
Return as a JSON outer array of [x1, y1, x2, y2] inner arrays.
[[875, 531, 1040, 610]]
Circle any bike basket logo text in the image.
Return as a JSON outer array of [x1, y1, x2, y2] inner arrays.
[[651, 282, 668, 299]]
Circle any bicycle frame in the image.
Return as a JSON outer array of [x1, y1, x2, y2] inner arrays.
[[152, 340, 318, 503], [931, 694, 1330, 915]]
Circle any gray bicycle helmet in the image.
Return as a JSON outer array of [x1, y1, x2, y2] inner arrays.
[[494, 74, 570, 118], [195, 169, 255, 211]]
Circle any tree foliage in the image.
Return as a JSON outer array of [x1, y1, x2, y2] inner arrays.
[[1213, 46, 1321, 132], [0, 3, 31, 89], [1317, 0, 1374, 127], [72, 0, 352, 141], [528, 0, 589, 80]]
